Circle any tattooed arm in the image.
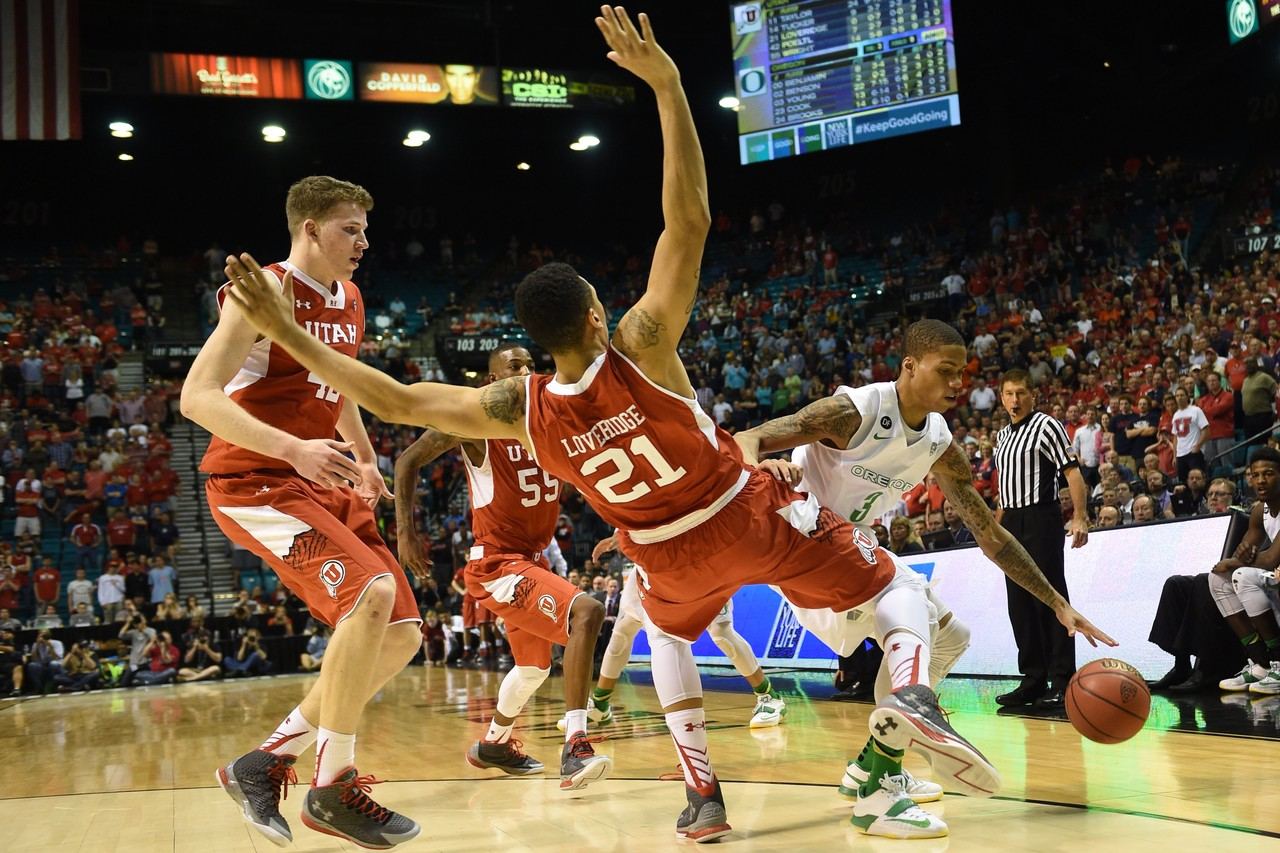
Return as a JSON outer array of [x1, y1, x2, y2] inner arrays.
[[734, 395, 862, 465], [932, 441, 1116, 647]]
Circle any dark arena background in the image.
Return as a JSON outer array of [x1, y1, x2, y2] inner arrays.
[[2, 1, 1280, 850]]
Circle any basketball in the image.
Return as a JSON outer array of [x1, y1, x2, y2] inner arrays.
[[1065, 659, 1151, 744]]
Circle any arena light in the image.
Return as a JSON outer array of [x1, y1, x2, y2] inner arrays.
[[569, 140, 589, 151], [577, 134, 600, 147], [261, 125, 286, 142], [516, 161, 531, 171], [406, 129, 430, 143], [718, 95, 740, 110], [110, 129, 133, 138], [117, 153, 133, 161], [402, 137, 424, 147], [108, 120, 133, 133]]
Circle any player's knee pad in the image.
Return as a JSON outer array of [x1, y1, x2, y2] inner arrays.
[[495, 665, 549, 719], [1209, 569, 1245, 617], [645, 622, 703, 707], [873, 581, 932, 647], [707, 621, 759, 678], [600, 613, 643, 680], [1232, 566, 1278, 618], [929, 615, 971, 684]]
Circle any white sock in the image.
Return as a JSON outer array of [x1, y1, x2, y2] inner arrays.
[[485, 719, 514, 744], [884, 630, 931, 691], [259, 705, 317, 757], [314, 729, 356, 787], [564, 708, 588, 740], [666, 708, 715, 795]]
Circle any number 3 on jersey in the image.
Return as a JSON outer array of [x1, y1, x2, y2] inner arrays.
[[580, 435, 686, 504], [307, 372, 341, 403], [849, 490, 883, 523]]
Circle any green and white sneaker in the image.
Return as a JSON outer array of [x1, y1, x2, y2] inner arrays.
[[1220, 663, 1269, 692], [1249, 664, 1280, 696], [850, 773, 948, 839], [556, 703, 612, 732], [839, 759, 943, 804], [748, 693, 787, 728]]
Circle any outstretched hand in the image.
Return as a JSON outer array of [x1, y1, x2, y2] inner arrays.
[[757, 458, 804, 488], [1055, 603, 1117, 648], [354, 461, 394, 508], [223, 253, 296, 341], [594, 6, 678, 87], [592, 534, 619, 563]]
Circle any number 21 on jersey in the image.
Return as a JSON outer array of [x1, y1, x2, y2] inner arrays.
[[580, 435, 686, 504]]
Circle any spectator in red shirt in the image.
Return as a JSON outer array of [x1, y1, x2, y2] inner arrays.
[[70, 514, 103, 574], [33, 558, 60, 614], [1198, 369, 1236, 471], [14, 468, 41, 538], [107, 509, 136, 559], [135, 630, 179, 685]]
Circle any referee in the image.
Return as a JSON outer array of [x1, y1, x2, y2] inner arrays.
[[993, 369, 1091, 709]]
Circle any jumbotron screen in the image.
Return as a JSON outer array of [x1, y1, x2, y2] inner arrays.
[[729, 0, 960, 165]]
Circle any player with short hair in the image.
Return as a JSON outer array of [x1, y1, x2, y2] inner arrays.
[[735, 318, 1116, 836], [181, 175, 421, 849], [222, 9, 1110, 842], [393, 344, 611, 788]]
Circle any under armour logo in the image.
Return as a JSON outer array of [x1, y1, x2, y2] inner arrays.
[[890, 642, 901, 653], [296, 299, 312, 309], [315, 805, 334, 821], [874, 718, 898, 737], [683, 721, 706, 732]]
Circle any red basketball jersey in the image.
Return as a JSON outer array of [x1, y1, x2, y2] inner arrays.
[[462, 438, 560, 554], [525, 346, 747, 534], [200, 262, 365, 475]]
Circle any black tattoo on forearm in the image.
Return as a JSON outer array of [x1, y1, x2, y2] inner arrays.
[[992, 537, 1062, 608], [748, 395, 861, 453], [479, 377, 525, 424], [620, 308, 665, 351]]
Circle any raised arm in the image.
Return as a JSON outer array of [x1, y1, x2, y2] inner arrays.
[[598, 8, 711, 367], [735, 394, 862, 465], [931, 442, 1116, 647], [222, 254, 527, 442], [394, 429, 463, 580]]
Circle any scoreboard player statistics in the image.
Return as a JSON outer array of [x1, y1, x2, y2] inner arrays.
[[730, 0, 960, 165]]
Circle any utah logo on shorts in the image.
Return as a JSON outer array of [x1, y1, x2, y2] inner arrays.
[[319, 559, 346, 600], [537, 593, 558, 621], [852, 528, 879, 565]]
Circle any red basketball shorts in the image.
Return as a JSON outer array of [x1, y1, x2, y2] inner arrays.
[[465, 547, 582, 670], [206, 471, 420, 629], [618, 468, 896, 642], [461, 590, 494, 628]]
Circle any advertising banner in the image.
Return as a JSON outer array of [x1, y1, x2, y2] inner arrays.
[[150, 53, 302, 98]]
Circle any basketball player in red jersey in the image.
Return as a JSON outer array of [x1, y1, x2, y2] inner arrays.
[[393, 344, 611, 789], [181, 176, 421, 849], [223, 7, 1107, 842]]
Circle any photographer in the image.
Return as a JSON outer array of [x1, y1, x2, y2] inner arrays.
[[299, 625, 330, 673], [0, 628, 25, 696], [117, 612, 156, 687], [177, 628, 222, 682], [23, 630, 64, 695], [53, 642, 101, 693], [221, 628, 270, 678], [135, 630, 178, 685]]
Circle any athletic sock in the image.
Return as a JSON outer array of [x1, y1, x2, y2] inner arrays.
[[666, 707, 715, 795], [1243, 632, 1270, 670], [485, 719, 514, 744], [564, 708, 588, 740], [753, 676, 773, 696], [259, 705, 318, 758], [591, 686, 613, 711], [857, 738, 905, 797], [314, 729, 356, 787], [884, 631, 932, 691]]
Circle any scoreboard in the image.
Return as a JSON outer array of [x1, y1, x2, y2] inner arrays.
[[730, 0, 960, 164]]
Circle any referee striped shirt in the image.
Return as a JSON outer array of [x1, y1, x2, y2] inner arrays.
[[994, 411, 1078, 508]]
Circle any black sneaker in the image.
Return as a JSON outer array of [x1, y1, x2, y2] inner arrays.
[[994, 683, 1045, 707], [675, 777, 732, 843], [466, 739, 544, 776], [559, 731, 612, 790], [216, 750, 298, 847], [868, 684, 1001, 798], [301, 769, 420, 849]]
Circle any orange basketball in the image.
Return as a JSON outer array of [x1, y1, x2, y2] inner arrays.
[[1065, 658, 1151, 744]]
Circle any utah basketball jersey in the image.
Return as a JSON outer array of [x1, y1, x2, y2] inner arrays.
[[792, 383, 951, 525], [201, 261, 365, 475], [525, 346, 746, 535], [462, 438, 560, 554]]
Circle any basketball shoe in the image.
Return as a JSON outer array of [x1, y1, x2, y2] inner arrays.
[[839, 740, 943, 803], [867, 684, 1001, 798], [216, 750, 298, 847], [556, 703, 612, 732], [850, 773, 948, 839], [748, 692, 787, 728], [1249, 664, 1280, 695], [675, 778, 732, 843], [1220, 662, 1269, 691], [300, 769, 421, 849], [559, 732, 613, 790], [466, 739, 544, 775]]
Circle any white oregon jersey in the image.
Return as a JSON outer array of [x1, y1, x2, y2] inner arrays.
[[1265, 505, 1280, 544], [792, 382, 952, 524]]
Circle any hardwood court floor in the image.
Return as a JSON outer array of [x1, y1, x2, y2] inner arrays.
[[2, 665, 1279, 851]]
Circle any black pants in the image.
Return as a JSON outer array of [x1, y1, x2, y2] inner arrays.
[[1148, 574, 1245, 682], [1176, 452, 1205, 485], [1242, 412, 1274, 447], [1000, 502, 1074, 687]]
